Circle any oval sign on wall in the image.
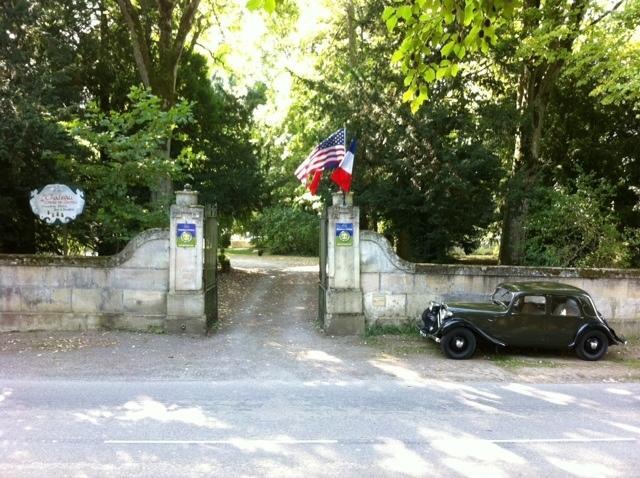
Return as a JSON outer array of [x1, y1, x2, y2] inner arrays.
[[30, 184, 85, 225]]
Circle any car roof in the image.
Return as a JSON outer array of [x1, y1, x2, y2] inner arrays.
[[496, 281, 589, 296]]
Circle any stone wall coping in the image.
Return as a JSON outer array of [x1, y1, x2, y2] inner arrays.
[[413, 263, 640, 280], [361, 230, 640, 280], [0, 229, 168, 268], [360, 231, 415, 273]]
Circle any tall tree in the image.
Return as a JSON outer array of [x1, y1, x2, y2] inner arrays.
[[499, 1, 589, 264], [385, 0, 637, 264], [115, 0, 205, 201], [0, 0, 96, 252], [272, 0, 502, 261]]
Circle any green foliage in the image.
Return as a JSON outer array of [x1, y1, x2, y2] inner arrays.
[[251, 205, 319, 256], [565, 0, 640, 108], [277, 0, 503, 261], [523, 177, 637, 268], [365, 322, 418, 337], [63, 86, 194, 254], [384, 0, 519, 112], [0, 0, 98, 253], [176, 53, 265, 222], [0, 97, 77, 253], [246, 0, 277, 13]]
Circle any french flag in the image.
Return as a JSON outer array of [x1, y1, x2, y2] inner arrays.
[[331, 139, 356, 193]]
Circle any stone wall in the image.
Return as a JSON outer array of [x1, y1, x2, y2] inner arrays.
[[360, 231, 640, 335], [0, 229, 169, 332]]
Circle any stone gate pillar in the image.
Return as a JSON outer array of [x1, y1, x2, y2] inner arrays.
[[166, 185, 206, 334], [324, 192, 365, 335]]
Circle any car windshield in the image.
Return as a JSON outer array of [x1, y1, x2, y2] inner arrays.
[[491, 287, 513, 308]]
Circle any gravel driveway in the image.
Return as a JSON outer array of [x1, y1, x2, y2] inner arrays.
[[1, 255, 638, 383]]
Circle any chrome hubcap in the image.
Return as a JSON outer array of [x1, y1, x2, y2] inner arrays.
[[455, 338, 465, 349], [588, 338, 599, 351]]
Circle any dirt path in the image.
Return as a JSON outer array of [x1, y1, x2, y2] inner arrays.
[[1, 255, 638, 383]]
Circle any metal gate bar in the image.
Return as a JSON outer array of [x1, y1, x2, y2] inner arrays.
[[318, 207, 328, 325], [204, 204, 218, 329]]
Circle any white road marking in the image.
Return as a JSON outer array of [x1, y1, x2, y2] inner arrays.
[[105, 437, 637, 446], [105, 439, 339, 445], [484, 437, 636, 444]]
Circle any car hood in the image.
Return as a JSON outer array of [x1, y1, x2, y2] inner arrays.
[[447, 302, 506, 314]]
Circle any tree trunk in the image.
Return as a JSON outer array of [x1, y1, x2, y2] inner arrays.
[[115, 0, 200, 205], [499, 64, 547, 265], [397, 228, 412, 261], [498, 1, 588, 265]]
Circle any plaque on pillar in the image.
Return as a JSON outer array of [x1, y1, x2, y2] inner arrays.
[[169, 186, 204, 293], [336, 223, 353, 247], [167, 185, 207, 334], [323, 193, 364, 335]]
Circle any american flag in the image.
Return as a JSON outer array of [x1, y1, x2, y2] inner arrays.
[[295, 128, 346, 181]]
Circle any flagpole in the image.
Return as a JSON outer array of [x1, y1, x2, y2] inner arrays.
[[342, 125, 347, 206]]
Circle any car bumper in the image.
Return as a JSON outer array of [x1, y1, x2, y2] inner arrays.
[[419, 327, 441, 343]]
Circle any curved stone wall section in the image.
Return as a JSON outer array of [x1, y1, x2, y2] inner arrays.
[[0, 229, 169, 332], [360, 231, 640, 334]]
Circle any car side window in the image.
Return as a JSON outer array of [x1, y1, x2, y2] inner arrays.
[[551, 296, 582, 317], [513, 295, 546, 315]]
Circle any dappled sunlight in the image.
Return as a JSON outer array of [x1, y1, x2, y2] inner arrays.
[[427, 436, 526, 465], [417, 428, 526, 477], [502, 383, 576, 405], [74, 396, 231, 429], [546, 456, 619, 477], [605, 388, 633, 396], [577, 398, 602, 411], [374, 438, 434, 477], [0, 387, 13, 405], [74, 408, 114, 425], [368, 358, 431, 387], [297, 350, 342, 364], [8, 450, 31, 461], [264, 341, 283, 349], [456, 395, 502, 414], [441, 458, 514, 478], [283, 265, 319, 273], [604, 421, 640, 435], [432, 381, 505, 414], [432, 382, 502, 401], [115, 450, 136, 464]]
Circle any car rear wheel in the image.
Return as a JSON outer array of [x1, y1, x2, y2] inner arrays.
[[441, 328, 476, 360], [576, 330, 608, 361]]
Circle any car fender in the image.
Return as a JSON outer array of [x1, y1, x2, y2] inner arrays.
[[441, 319, 506, 347], [569, 323, 619, 348]]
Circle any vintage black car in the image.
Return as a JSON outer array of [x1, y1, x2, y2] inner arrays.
[[420, 282, 626, 360]]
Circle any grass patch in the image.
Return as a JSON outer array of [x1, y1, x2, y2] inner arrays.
[[225, 247, 259, 256], [609, 357, 640, 369], [365, 322, 419, 337], [207, 319, 221, 334], [363, 323, 436, 356], [487, 353, 562, 369], [146, 325, 166, 334], [363, 334, 436, 356]]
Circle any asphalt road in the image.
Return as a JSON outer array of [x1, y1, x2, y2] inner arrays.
[[1, 380, 639, 477], [1, 256, 639, 477]]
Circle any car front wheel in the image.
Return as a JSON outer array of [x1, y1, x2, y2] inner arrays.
[[576, 330, 608, 361], [441, 328, 477, 360]]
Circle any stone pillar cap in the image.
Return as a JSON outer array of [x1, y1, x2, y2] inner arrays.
[[332, 192, 354, 206], [176, 185, 199, 206]]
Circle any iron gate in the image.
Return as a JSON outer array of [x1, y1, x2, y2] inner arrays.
[[204, 204, 218, 329], [318, 207, 328, 325]]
